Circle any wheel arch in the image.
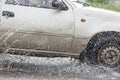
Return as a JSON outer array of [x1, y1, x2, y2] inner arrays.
[[86, 31, 120, 51]]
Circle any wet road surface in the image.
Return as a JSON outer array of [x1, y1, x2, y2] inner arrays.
[[0, 54, 119, 80]]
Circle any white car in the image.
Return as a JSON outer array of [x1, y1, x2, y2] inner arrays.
[[0, 0, 120, 68]]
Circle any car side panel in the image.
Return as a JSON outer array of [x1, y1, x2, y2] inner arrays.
[[0, 0, 75, 54]]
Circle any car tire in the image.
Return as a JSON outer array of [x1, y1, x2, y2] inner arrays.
[[85, 36, 120, 68]]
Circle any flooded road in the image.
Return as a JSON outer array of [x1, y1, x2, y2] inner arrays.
[[0, 54, 119, 80]]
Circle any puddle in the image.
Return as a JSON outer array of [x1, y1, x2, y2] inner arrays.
[[0, 54, 119, 80]]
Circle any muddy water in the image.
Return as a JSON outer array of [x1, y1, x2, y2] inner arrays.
[[0, 54, 119, 80]]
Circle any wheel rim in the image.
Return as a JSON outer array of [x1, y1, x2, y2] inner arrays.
[[98, 44, 120, 68]]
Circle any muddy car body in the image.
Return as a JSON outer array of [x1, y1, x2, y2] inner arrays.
[[0, 0, 120, 68]]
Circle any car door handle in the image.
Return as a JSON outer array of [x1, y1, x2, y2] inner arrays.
[[2, 11, 15, 18]]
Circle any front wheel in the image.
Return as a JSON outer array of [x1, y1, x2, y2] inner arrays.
[[98, 44, 120, 68], [85, 36, 120, 68]]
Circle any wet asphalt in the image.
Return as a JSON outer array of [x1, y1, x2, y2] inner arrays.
[[0, 54, 119, 80]]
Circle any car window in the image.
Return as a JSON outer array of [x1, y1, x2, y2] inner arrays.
[[5, 0, 54, 9]]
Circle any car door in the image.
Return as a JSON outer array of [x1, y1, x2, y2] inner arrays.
[[0, 0, 74, 53]]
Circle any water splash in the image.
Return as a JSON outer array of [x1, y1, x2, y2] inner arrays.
[[0, 54, 119, 80]]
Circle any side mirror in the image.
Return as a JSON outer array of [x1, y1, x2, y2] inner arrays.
[[52, 0, 68, 10], [83, 2, 89, 7]]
